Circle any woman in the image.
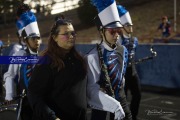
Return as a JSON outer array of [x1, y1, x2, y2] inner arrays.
[[27, 15, 87, 120]]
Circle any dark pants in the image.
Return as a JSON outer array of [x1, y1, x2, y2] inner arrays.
[[125, 66, 141, 120], [17, 97, 33, 120], [91, 88, 132, 120]]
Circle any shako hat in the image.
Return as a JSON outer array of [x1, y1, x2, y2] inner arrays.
[[91, 0, 122, 30], [117, 5, 133, 26], [17, 3, 40, 39]]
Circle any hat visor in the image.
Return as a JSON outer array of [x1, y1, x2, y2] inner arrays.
[[26, 34, 40, 39], [123, 22, 133, 26], [104, 22, 122, 28]]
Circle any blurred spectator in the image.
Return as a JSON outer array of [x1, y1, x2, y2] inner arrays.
[[35, 3, 41, 19], [157, 16, 171, 42], [0, 40, 3, 48], [0, 40, 3, 95], [36, 4, 41, 13]]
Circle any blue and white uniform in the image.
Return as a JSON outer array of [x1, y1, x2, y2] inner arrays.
[[8, 43, 26, 56], [86, 41, 128, 119], [3, 48, 37, 101], [118, 36, 138, 65]]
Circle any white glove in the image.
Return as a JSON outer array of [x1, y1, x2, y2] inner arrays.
[[114, 105, 125, 120], [5, 93, 14, 101]]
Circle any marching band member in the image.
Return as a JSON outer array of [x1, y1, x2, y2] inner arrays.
[[3, 3, 41, 120], [86, 0, 132, 120], [117, 5, 141, 120]]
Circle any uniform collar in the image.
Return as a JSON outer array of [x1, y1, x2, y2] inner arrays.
[[28, 48, 38, 55], [102, 41, 117, 51]]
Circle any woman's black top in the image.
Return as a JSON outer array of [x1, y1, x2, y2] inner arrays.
[[27, 52, 87, 120]]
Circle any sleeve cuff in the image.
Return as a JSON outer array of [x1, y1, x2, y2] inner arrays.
[[5, 93, 13, 101]]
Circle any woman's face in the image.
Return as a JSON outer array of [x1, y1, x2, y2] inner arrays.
[[54, 24, 76, 50]]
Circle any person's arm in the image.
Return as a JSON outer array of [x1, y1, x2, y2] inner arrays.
[[8, 44, 22, 56], [27, 65, 57, 120], [3, 63, 19, 101], [3, 51, 24, 101], [133, 37, 138, 48], [86, 53, 125, 119], [156, 24, 163, 37]]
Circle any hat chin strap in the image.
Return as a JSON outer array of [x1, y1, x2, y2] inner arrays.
[[123, 34, 131, 39], [122, 26, 133, 38], [25, 42, 38, 54]]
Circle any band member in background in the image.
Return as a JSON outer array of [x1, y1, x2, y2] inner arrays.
[[8, 32, 26, 56], [2, 21, 27, 85], [3, 3, 41, 120], [86, 0, 132, 120], [27, 15, 87, 120], [117, 5, 141, 120]]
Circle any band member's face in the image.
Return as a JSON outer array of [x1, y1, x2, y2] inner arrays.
[[122, 26, 133, 38], [104, 28, 121, 45], [54, 24, 76, 50], [123, 26, 133, 33], [26, 37, 41, 52]]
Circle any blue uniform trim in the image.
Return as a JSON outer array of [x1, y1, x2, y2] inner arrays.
[[91, 0, 114, 12], [103, 49, 124, 100]]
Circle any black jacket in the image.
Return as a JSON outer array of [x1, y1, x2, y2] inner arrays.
[[27, 52, 87, 120]]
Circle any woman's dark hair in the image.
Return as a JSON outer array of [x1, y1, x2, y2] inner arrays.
[[50, 14, 72, 35], [40, 15, 87, 74]]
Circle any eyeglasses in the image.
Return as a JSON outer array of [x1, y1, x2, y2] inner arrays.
[[58, 31, 76, 37], [105, 28, 122, 35]]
